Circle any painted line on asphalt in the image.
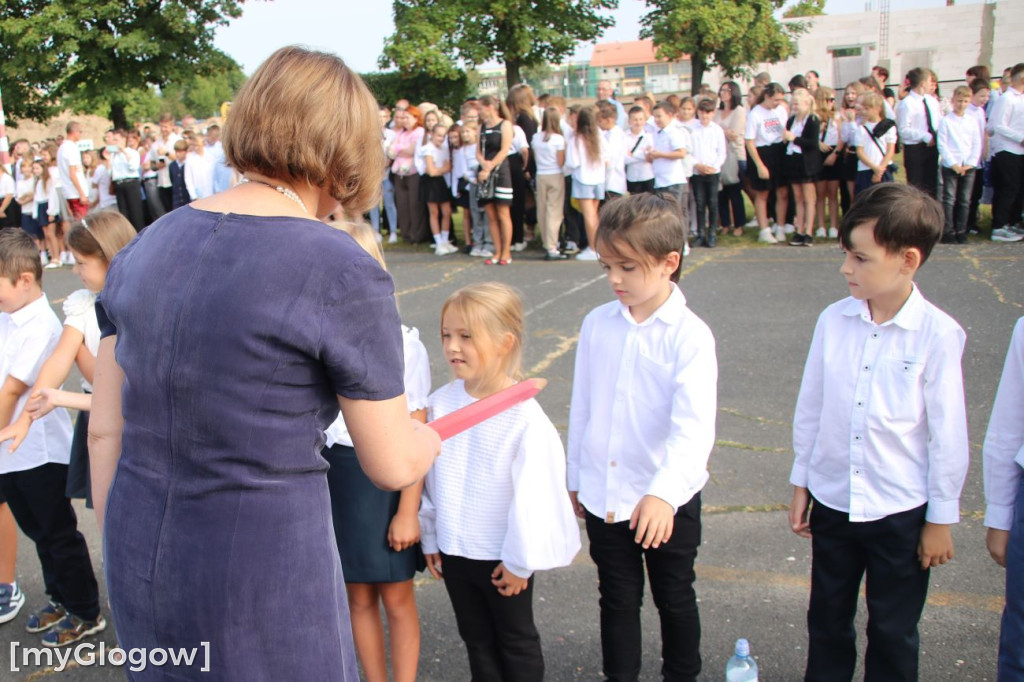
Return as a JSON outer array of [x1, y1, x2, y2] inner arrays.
[[524, 274, 606, 317]]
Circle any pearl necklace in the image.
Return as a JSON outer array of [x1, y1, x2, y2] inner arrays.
[[240, 176, 309, 214]]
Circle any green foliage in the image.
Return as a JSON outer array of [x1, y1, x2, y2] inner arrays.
[[783, 0, 825, 18], [381, 0, 617, 87], [361, 70, 471, 118], [641, 0, 805, 91], [0, 0, 246, 126]]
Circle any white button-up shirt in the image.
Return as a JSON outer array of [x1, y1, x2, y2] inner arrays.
[[896, 90, 942, 145], [791, 287, 969, 524], [651, 124, 691, 188], [0, 294, 73, 474], [987, 86, 1024, 156], [690, 120, 728, 172], [984, 316, 1024, 531], [568, 285, 717, 522], [937, 111, 983, 168]]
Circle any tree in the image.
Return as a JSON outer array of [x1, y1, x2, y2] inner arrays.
[[361, 70, 471, 117], [381, 0, 617, 92], [783, 0, 825, 18], [0, 0, 248, 128], [640, 0, 805, 95]]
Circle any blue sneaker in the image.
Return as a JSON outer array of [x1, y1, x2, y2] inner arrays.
[[0, 583, 25, 624], [41, 613, 106, 647], [25, 601, 65, 633]]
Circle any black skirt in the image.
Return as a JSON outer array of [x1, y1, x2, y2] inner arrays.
[[746, 142, 786, 191], [841, 149, 859, 182], [322, 443, 422, 583], [66, 407, 92, 508], [784, 152, 817, 184], [819, 147, 843, 181], [478, 159, 513, 207], [420, 175, 451, 204]]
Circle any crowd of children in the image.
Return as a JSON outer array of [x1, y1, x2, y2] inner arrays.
[[0, 58, 1021, 682]]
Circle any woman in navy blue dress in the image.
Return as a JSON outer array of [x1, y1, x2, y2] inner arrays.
[[86, 47, 441, 680]]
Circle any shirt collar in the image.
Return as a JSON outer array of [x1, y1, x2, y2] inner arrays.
[[840, 284, 925, 330], [609, 283, 687, 326], [8, 293, 49, 328]]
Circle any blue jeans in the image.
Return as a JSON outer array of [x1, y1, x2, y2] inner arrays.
[[370, 176, 398, 235], [940, 167, 975, 237], [1000, 471, 1024, 679]]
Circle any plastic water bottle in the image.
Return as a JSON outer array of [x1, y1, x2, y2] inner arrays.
[[725, 638, 759, 681]]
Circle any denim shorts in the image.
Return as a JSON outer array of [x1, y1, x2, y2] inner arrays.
[[572, 177, 605, 201]]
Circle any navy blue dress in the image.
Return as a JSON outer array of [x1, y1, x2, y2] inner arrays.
[[99, 206, 405, 680]]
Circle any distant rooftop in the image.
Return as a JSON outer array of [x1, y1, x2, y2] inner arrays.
[[589, 39, 687, 68]]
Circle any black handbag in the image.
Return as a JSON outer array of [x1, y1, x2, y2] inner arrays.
[[477, 170, 497, 200]]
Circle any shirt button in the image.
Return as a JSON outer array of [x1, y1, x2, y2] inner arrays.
[[854, 435, 862, 441], [863, 365, 871, 371], [872, 332, 879, 339], [610, 461, 617, 467], [856, 401, 864, 407]]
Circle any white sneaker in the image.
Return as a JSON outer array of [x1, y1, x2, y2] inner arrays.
[[1009, 224, 1024, 236], [387, 233, 398, 244], [784, 223, 796, 235], [40, 251, 50, 266], [434, 243, 449, 256], [575, 247, 599, 261], [61, 251, 75, 265], [375, 232, 383, 243], [744, 218, 759, 227], [828, 227, 839, 239], [478, 248, 494, 259], [683, 241, 691, 257], [758, 228, 778, 244], [469, 246, 482, 257], [991, 227, 1024, 242], [815, 227, 826, 239], [44, 260, 62, 269], [772, 224, 786, 242], [512, 241, 527, 252], [563, 241, 580, 255]]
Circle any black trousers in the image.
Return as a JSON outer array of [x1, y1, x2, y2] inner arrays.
[[0, 463, 100, 621], [903, 143, 939, 198], [441, 553, 543, 682], [114, 179, 145, 232], [627, 179, 655, 195], [585, 493, 702, 682], [690, 174, 720, 238], [805, 499, 929, 682], [508, 154, 528, 245], [966, 162, 986, 232], [991, 150, 1024, 230], [718, 181, 746, 228]]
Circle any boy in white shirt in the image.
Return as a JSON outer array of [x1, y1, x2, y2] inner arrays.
[[597, 102, 627, 199], [789, 183, 968, 681], [646, 102, 692, 245], [624, 107, 655, 195], [982, 316, 1024, 679], [937, 86, 982, 243], [689, 99, 728, 248], [0, 229, 104, 646], [569, 193, 717, 682]]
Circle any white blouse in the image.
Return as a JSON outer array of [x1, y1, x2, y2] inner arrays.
[[62, 289, 100, 392], [420, 380, 581, 579], [325, 325, 430, 448]]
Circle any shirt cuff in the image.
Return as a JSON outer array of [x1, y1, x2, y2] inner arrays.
[[646, 476, 686, 511], [924, 133, 934, 144], [925, 499, 961, 524], [503, 561, 533, 580], [984, 504, 1014, 531], [420, 535, 438, 555], [566, 463, 579, 491], [789, 463, 809, 488]]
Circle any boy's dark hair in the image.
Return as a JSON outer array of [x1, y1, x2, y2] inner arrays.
[[905, 67, 927, 89], [970, 79, 991, 95], [596, 100, 618, 120], [628, 105, 646, 116], [839, 184, 942, 265], [788, 74, 809, 91], [596, 193, 685, 282], [0, 228, 43, 284], [696, 98, 716, 113], [652, 100, 676, 115], [966, 64, 990, 84]]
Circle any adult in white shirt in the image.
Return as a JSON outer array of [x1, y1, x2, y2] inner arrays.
[[184, 141, 214, 201], [937, 86, 983, 243], [646, 102, 691, 232], [107, 129, 144, 231], [57, 121, 89, 220], [205, 124, 233, 195], [982, 316, 1024, 680], [986, 64, 1024, 240], [896, 68, 942, 198]]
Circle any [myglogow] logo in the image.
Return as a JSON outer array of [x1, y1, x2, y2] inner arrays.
[[9, 640, 210, 673]]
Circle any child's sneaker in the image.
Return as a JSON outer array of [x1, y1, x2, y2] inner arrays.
[[40, 251, 51, 267], [387, 233, 398, 244], [758, 228, 778, 244], [828, 227, 839, 239], [772, 224, 786, 242], [0, 583, 25, 624], [784, 223, 796, 235], [991, 227, 1024, 242], [25, 601, 66, 633], [563, 240, 580, 255], [815, 227, 826, 239], [44, 260, 62, 270], [61, 251, 75, 266], [41, 613, 106, 647]]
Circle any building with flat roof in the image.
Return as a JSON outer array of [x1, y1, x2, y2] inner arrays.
[[588, 40, 692, 98]]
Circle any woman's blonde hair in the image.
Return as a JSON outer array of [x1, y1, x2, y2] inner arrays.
[[441, 282, 524, 381], [328, 221, 386, 270], [67, 210, 136, 264], [223, 46, 383, 214]]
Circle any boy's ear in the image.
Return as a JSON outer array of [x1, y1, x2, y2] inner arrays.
[[17, 271, 37, 289], [900, 246, 923, 275], [663, 250, 681, 276]]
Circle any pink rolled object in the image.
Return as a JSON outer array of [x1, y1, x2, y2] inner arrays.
[[427, 378, 548, 441]]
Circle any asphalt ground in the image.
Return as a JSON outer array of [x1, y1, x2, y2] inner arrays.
[[2, 232, 1021, 681]]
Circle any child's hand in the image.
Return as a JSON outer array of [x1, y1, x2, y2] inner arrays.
[[789, 486, 812, 538], [0, 414, 31, 454], [26, 388, 59, 420], [917, 522, 954, 569], [757, 164, 770, 180], [986, 528, 1010, 568], [630, 495, 674, 549], [387, 511, 420, 552], [491, 562, 528, 597], [425, 553, 443, 579], [568, 491, 585, 519], [819, 141, 831, 153]]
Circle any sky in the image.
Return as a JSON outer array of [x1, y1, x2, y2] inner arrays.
[[214, 0, 986, 75]]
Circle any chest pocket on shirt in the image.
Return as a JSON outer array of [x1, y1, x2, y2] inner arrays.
[[878, 357, 925, 392], [634, 353, 674, 409]]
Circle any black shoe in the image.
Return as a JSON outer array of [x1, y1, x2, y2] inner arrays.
[[695, 236, 708, 248], [789, 233, 806, 246], [803, 235, 813, 246], [544, 250, 568, 261], [706, 230, 717, 248], [940, 233, 956, 244], [955, 233, 967, 244]]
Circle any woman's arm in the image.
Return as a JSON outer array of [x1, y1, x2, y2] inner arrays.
[[387, 407, 427, 551], [341, 394, 440, 491], [88, 336, 124, 529]]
